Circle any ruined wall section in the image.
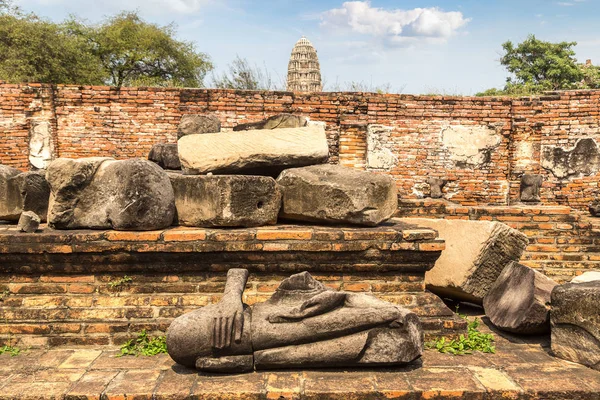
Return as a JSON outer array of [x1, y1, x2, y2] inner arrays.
[[1, 84, 600, 209], [510, 91, 600, 209]]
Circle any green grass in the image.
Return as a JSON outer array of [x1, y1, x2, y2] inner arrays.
[[107, 275, 133, 290], [0, 344, 21, 356], [118, 330, 167, 357], [426, 316, 496, 355]]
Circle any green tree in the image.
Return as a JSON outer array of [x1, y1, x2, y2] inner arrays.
[[477, 35, 595, 96], [85, 12, 212, 88], [0, 10, 104, 84]]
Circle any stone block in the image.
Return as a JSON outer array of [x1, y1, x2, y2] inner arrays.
[[233, 113, 307, 131], [551, 281, 600, 370], [400, 218, 529, 303], [277, 164, 398, 226], [571, 271, 600, 283], [169, 173, 282, 228], [46, 158, 175, 230], [483, 261, 556, 334], [148, 143, 181, 170], [18, 211, 41, 233], [178, 126, 329, 175], [0, 166, 50, 222], [177, 114, 221, 139]]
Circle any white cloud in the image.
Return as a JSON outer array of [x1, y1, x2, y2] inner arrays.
[[320, 1, 469, 47]]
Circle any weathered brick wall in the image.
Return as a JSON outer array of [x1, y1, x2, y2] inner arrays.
[[1, 84, 600, 209]]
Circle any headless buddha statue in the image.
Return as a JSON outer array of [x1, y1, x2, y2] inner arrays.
[[166, 268, 423, 372]]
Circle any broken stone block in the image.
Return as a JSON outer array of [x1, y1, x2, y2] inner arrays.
[[427, 178, 447, 199], [46, 158, 175, 230], [571, 271, 600, 283], [0, 166, 50, 222], [551, 281, 600, 371], [233, 113, 308, 131], [399, 218, 529, 304], [18, 211, 41, 233], [0, 165, 23, 220], [520, 174, 543, 202], [177, 114, 221, 139], [169, 173, 282, 227], [277, 165, 397, 226], [178, 126, 329, 175], [148, 143, 181, 170], [483, 261, 556, 334]]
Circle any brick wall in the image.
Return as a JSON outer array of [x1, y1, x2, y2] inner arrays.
[[2, 84, 600, 210]]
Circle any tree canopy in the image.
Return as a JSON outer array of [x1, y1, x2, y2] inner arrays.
[[477, 34, 600, 96], [211, 56, 279, 90], [0, 8, 212, 87]]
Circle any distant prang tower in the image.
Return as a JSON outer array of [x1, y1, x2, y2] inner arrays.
[[287, 37, 322, 92]]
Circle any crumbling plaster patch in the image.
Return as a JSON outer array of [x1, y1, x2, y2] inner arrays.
[[29, 121, 54, 169], [441, 125, 501, 168], [541, 138, 600, 179], [366, 124, 398, 171]]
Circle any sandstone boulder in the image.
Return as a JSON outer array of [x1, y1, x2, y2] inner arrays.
[[277, 165, 397, 226], [571, 271, 600, 283], [148, 143, 181, 170], [551, 281, 600, 371], [399, 218, 529, 304], [47, 158, 175, 230], [169, 173, 282, 227], [233, 114, 308, 131], [18, 211, 41, 233], [0, 166, 50, 222], [178, 114, 221, 139], [178, 126, 329, 175], [483, 261, 556, 334]]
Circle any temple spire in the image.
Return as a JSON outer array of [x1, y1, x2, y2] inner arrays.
[[286, 37, 322, 92]]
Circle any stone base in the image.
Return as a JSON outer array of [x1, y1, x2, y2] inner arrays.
[[0, 221, 465, 346]]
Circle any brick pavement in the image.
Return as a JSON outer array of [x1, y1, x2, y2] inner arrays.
[[1, 318, 599, 400]]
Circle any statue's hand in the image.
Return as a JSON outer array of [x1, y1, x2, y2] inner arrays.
[[211, 294, 244, 350], [268, 291, 345, 323]]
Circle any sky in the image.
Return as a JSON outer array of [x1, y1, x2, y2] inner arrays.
[[12, 0, 600, 95]]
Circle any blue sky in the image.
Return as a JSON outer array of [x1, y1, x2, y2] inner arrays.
[[13, 0, 600, 94]]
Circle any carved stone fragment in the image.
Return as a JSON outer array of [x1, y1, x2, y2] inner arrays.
[[0, 166, 50, 222], [277, 164, 398, 226], [519, 174, 543, 202], [400, 218, 529, 304], [167, 269, 423, 372], [18, 211, 41, 233], [483, 261, 556, 334], [29, 121, 54, 169], [427, 178, 447, 199], [233, 114, 308, 131], [169, 173, 281, 227], [46, 158, 175, 230], [551, 281, 600, 371], [178, 126, 329, 175], [148, 144, 181, 170], [177, 114, 221, 139]]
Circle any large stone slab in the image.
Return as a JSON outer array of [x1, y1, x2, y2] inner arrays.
[[148, 144, 181, 170], [177, 114, 221, 139], [169, 173, 282, 227], [46, 158, 175, 230], [233, 114, 308, 131], [0, 166, 50, 222], [483, 261, 556, 334], [277, 165, 397, 226], [400, 218, 529, 304], [178, 126, 329, 175], [551, 281, 600, 370]]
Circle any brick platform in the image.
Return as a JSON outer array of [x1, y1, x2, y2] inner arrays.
[[0, 220, 467, 347], [1, 317, 599, 400]]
